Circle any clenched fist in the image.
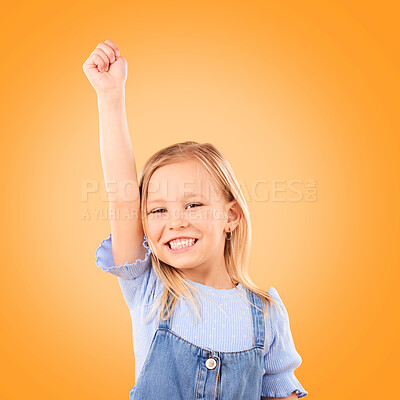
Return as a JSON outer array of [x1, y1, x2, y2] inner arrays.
[[82, 40, 127, 94]]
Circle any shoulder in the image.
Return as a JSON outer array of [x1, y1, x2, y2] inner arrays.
[[264, 286, 289, 327], [266, 286, 285, 313], [266, 286, 281, 301]]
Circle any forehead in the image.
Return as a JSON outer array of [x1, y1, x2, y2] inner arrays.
[[147, 160, 221, 202]]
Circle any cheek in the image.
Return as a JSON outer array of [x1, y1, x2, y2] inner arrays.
[[189, 207, 224, 223], [202, 208, 226, 228], [189, 209, 225, 231], [192, 220, 221, 239], [146, 218, 164, 240]]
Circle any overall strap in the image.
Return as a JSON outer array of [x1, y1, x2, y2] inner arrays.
[[247, 288, 266, 348], [158, 290, 174, 330]]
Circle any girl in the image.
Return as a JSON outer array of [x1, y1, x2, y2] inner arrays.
[[83, 40, 308, 400]]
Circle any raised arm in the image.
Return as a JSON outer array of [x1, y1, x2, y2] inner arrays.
[[83, 40, 146, 266]]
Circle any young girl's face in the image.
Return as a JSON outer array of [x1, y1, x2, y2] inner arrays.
[[145, 159, 237, 275]]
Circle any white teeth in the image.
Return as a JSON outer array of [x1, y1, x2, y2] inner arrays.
[[169, 238, 196, 249]]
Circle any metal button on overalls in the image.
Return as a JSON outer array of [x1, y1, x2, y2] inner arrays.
[[205, 357, 217, 369]]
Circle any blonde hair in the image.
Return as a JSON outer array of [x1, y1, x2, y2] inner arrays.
[[138, 141, 282, 324]]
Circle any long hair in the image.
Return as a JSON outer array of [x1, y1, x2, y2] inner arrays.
[[138, 141, 282, 324]]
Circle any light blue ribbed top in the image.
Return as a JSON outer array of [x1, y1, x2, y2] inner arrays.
[[95, 233, 308, 398]]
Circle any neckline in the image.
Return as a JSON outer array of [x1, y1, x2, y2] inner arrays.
[[184, 278, 242, 294]]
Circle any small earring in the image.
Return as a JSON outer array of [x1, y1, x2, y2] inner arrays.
[[225, 227, 232, 241]]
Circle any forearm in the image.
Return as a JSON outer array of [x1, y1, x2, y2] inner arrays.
[[97, 88, 139, 204]]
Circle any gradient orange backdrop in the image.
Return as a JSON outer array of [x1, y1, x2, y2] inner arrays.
[[0, 1, 398, 399]]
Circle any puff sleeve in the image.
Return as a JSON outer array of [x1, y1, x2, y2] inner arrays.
[[261, 287, 308, 398], [95, 233, 164, 309], [95, 233, 152, 280]]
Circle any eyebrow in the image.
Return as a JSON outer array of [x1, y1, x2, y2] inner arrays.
[[147, 193, 204, 204]]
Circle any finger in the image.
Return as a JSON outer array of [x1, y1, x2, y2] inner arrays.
[[90, 52, 108, 72], [104, 39, 120, 57], [91, 47, 109, 65], [91, 48, 110, 70], [96, 42, 116, 63]]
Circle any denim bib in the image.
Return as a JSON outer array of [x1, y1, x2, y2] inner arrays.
[[129, 287, 266, 400]]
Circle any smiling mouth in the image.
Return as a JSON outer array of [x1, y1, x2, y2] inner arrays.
[[166, 238, 199, 252]]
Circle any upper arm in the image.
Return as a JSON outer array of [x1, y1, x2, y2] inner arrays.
[[261, 287, 308, 399], [110, 200, 147, 266], [261, 391, 298, 399]]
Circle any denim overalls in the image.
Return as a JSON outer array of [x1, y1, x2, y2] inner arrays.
[[129, 287, 266, 400]]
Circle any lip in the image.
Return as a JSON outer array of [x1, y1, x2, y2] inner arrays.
[[165, 238, 198, 254]]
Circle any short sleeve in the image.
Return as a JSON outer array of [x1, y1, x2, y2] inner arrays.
[[95, 233, 152, 280], [262, 287, 308, 398], [95, 233, 164, 310]]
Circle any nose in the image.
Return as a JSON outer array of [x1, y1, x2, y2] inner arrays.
[[167, 209, 189, 229]]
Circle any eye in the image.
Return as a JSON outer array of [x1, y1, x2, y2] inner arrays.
[[149, 203, 202, 214], [150, 208, 166, 214], [187, 203, 202, 209]]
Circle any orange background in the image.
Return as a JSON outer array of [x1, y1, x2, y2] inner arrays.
[[0, 1, 399, 399]]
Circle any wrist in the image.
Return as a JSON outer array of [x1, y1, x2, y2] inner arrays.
[[97, 87, 125, 101]]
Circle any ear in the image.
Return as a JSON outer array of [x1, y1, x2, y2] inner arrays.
[[225, 200, 241, 231]]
